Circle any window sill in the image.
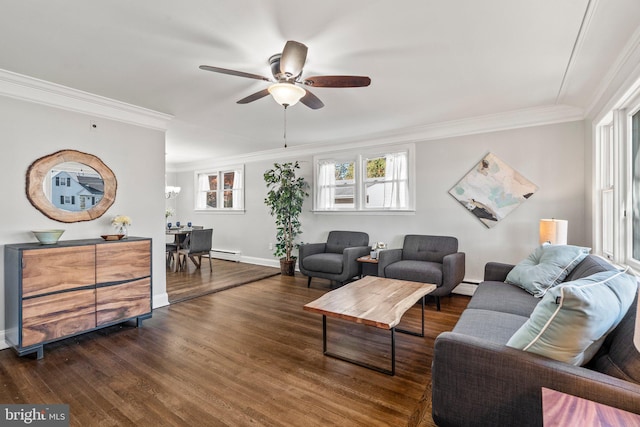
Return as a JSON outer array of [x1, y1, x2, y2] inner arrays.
[[194, 209, 245, 215], [311, 209, 415, 215]]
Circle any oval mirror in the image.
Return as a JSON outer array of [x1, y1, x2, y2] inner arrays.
[[26, 149, 117, 223]]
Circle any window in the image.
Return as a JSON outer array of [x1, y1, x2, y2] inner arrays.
[[598, 123, 615, 259], [632, 109, 640, 260], [314, 145, 414, 212], [195, 165, 244, 211], [595, 84, 640, 270]]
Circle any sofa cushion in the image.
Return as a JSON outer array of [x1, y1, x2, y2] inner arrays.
[[401, 235, 457, 263], [466, 281, 539, 317], [564, 254, 617, 282], [506, 270, 637, 366], [384, 260, 443, 285], [325, 230, 369, 254], [505, 244, 590, 297], [302, 253, 343, 274], [591, 294, 640, 384], [452, 308, 529, 345]]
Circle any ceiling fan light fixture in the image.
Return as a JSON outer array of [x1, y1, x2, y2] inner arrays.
[[268, 83, 306, 107]]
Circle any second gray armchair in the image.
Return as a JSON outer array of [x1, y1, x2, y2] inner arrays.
[[298, 231, 370, 288], [378, 234, 465, 310]]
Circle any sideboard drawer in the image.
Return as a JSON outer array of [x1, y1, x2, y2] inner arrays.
[[96, 277, 151, 326], [96, 240, 151, 283], [22, 246, 96, 298], [22, 288, 96, 347]]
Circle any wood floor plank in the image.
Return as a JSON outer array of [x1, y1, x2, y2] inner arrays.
[[0, 270, 468, 426]]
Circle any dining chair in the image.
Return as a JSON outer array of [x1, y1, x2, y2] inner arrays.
[[177, 228, 213, 272], [166, 233, 188, 267]]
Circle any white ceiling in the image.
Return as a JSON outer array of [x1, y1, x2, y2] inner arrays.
[[1, 1, 639, 167]]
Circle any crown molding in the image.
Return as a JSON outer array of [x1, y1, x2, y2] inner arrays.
[[555, 0, 599, 103], [169, 103, 584, 172], [585, 22, 640, 119], [0, 68, 173, 131]]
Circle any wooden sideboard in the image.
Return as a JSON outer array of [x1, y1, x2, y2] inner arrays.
[[4, 237, 152, 359]]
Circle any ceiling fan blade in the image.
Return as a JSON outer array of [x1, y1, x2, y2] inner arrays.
[[303, 75, 371, 88], [280, 41, 308, 78], [237, 88, 271, 104], [300, 89, 324, 110], [199, 65, 272, 82]]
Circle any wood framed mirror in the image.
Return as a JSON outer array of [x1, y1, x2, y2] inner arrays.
[[26, 149, 117, 223]]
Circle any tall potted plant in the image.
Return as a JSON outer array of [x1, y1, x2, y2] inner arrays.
[[264, 161, 309, 275]]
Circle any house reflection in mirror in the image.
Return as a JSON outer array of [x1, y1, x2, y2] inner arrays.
[[45, 162, 104, 212]]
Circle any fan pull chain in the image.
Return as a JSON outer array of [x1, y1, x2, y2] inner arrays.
[[283, 105, 288, 148]]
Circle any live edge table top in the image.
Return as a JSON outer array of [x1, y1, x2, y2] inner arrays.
[[303, 276, 436, 330]]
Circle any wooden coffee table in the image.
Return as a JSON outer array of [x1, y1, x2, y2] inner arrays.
[[303, 276, 436, 375]]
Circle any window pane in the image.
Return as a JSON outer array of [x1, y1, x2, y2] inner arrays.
[[602, 189, 614, 258], [223, 190, 233, 208], [334, 185, 355, 207], [632, 110, 640, 260], [206, 191, 217, 208], [335, 162, 355, 181], [365, 181, 385, 207], [224, 172, 234, 189], [366, 157, 386, 179], [209, 175, 217, 190]]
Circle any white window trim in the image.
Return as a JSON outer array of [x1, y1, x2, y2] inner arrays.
[[193, 164, 245, 213], [594, 82, 640, 271], [312, 143, 416, 213]]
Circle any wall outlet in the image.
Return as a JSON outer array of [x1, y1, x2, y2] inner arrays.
[[269, 243, 273, 250]]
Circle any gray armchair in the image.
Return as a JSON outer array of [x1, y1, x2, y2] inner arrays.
[[298, 231, 370, 288], [378, 235, 465, 310]]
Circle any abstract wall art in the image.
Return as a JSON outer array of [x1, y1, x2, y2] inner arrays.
[[449, 153, 538, 228]]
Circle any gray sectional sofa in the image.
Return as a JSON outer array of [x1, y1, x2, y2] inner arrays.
[[431, 254, 640, 426]]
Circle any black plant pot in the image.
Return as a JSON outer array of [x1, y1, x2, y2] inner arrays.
[[280, 258, 296, 276]]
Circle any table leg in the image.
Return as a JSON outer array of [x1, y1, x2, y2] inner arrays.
[[395, 296, 425, 337], [322, 315, 395, 376]]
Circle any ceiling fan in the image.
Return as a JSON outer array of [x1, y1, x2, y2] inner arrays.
[[199, 40, 371, 110]]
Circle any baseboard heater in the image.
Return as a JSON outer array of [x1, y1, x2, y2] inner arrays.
[[209, 248, 241, 262]]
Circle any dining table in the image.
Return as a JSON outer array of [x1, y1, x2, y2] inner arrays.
[[166, 227, 192, 271]]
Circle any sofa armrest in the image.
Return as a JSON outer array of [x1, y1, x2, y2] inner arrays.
[[484, 261, 515, 282], [377, 248, 403, 277], [342, 246, 372, 278], [342, 245, 371, 261], [432, 332, 640, 427], [442, 252, 465, 291]]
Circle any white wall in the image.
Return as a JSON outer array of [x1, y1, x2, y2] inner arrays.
[[0, 94, 168, 347], [172, 120, 586, 283]]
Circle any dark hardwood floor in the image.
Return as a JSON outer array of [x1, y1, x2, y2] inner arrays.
[[0, 270, 469, 426]]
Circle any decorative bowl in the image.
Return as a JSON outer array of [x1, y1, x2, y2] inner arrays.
[[101, 234, 125, 241], [32, 229, 65, 245]]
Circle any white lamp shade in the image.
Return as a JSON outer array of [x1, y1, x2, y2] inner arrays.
[[539, 219, 568, 245], [268, 83, 306, 107]]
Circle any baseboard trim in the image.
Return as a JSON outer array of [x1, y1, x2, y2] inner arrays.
[[0, 330, 8, 351], [240, 256, 284, 270], [153, 292, 170, 309], [210, 249, 241, 262]]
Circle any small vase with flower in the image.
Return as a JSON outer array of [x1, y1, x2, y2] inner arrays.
[[112, 215, 132, 238]]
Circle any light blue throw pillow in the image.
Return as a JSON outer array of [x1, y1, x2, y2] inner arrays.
[[505, 244, 590, 297], [506, 269, 638, 366]]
